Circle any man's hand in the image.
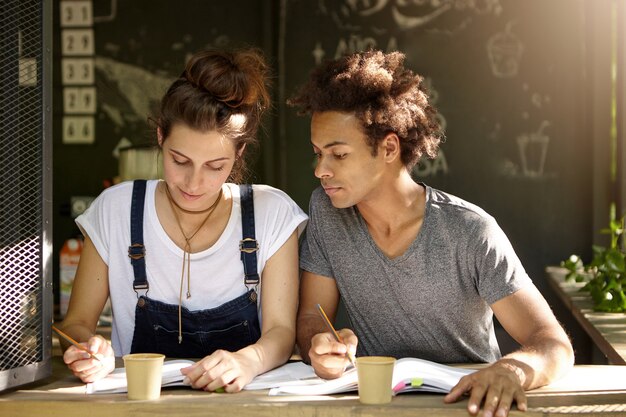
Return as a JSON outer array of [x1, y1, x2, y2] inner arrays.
[[309, 328, 358, 379], [444, 361, 527, 417]]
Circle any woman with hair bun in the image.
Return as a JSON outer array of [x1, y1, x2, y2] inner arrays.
[[59, 48, 307, 392]]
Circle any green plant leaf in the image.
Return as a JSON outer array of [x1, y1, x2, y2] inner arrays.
[[562, 206, 626, 312], [594, 289, 626, 312]]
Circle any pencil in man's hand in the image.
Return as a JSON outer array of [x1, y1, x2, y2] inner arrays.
[[315, 304, 357, 367], [52, 325, 101, 362]]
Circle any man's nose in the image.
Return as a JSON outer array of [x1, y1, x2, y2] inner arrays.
[[314, 156, 332, 179]]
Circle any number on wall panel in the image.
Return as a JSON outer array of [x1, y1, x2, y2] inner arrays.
[[64, 87, 96, 114], [62, 29, 95, 55], [63, 116, 95, 144], [62, 58, 94, 85], [60, 1, 93, 27]]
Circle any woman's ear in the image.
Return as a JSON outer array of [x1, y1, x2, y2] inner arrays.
[[381, 133, 400, 163], [157, 127, 164, 147], [237, 143, 247, 158]]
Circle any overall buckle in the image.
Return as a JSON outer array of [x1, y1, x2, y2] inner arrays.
[[239, 238, 259, 254], [128, 243, 145, 260]]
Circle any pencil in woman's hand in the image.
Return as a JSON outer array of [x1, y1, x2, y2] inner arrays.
[[52, 324, 101, 362]]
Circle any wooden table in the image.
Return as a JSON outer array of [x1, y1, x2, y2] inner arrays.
[[546, 266, 626, 364], [1, 357, 625, 417]]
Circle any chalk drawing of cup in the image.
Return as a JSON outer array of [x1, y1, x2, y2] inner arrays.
[[487, 22, 524, 78], [517, 121, 550, 178]]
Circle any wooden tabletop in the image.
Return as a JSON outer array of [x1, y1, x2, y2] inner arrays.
[[1, 357, 625, 417]]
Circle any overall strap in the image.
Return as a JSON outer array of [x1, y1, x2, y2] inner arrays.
[[239, 184, 259, 287], [128, 180, 148, 292]]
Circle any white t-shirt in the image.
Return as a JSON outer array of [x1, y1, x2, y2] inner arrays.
[[76, 180, 308, 355]]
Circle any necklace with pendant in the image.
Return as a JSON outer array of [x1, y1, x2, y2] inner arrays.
[[164, 184, 223, 343]]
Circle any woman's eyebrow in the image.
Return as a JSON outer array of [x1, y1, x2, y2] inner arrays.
[[169, 149, 230, 163]]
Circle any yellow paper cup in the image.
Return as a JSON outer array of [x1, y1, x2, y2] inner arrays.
[[356, 356, 395, 404], [123, 353, 165, 400]]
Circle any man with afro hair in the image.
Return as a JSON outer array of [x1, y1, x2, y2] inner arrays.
[[289, 50, 573, 417]]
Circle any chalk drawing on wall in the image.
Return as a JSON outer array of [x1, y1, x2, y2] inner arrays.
[[488, 122, 501, 142], [422, 76, 446, 134], [310, 35, 398, 64], [95, 56, 171, 140], [494, 79, 556, 180], [92, 23, 232, 146], [413, 150, 449, 177], [391, 2, 453, 30], [312, 42, 326, 65], [318, 0, 503, 34], [486, 21, 523, 78], [112, 137, 132, 159], [413, 76, 449, 178], [516, 120, 550, 178], [333, 34, 398, 58], [523, 83, 551, 110], [311, 0, 504, 67]]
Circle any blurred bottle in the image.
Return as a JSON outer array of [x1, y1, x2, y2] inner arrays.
[[59, 238, 83, 318]]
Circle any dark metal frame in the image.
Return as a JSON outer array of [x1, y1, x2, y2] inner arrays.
[[0, 0, 53, 391]]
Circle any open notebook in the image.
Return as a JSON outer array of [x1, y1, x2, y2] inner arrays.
[[86, 357, 474, 396], [268, 357, 475, 396], [86, 360, 317, 394]]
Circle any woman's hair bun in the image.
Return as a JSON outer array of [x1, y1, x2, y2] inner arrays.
[[183, 48, 270, 111]]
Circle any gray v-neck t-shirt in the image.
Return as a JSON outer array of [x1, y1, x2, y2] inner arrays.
[[300, 184, 532, 363]]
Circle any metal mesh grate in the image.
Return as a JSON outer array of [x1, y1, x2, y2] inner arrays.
[[0, 0, 45, 371]]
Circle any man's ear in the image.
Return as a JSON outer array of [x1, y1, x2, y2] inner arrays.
[[381, 133, 401, 163], [157, 127, 164, 147]]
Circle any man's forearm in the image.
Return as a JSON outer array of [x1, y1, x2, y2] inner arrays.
[[500, 331, 574, 390], [296, 313, 326, 364]]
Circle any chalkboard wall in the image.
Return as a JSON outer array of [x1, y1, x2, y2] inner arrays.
[[53, 0, 604, 360]]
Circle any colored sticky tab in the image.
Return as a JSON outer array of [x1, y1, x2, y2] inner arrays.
[[410, 378, 423, 387], [392, 381, 406, 393], [393, 378, 424, 395]]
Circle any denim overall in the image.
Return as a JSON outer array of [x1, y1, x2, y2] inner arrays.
[[127, 180, 261, 358]]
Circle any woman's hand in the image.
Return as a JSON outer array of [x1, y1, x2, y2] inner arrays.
[[180, 349, 261, 393], [62, 334, 115, 383]]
